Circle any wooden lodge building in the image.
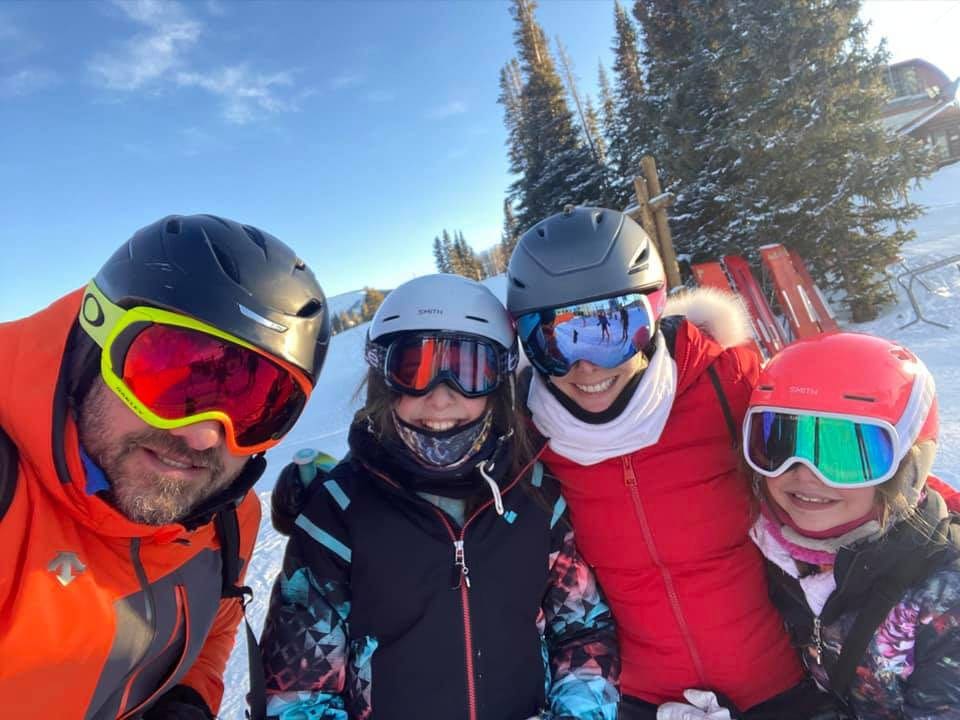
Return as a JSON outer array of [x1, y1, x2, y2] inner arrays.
[[882, 59, 960, 167]]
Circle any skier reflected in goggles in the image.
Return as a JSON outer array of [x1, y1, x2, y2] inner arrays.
[[517, 288, 666, 377]]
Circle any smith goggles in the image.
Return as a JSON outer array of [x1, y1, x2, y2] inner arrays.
[[78, 281, 312, 454], [366, 333, 517, 398], [515, 288, 665, 377], [744, 407, 901, 488]]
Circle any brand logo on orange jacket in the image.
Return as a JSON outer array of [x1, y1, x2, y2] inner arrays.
[[48, 551, 86, 586]]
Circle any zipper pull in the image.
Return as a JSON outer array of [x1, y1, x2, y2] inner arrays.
[[623, 456, 637, 486], [452, 539, 471, 590], [812, 616, 823, 665]]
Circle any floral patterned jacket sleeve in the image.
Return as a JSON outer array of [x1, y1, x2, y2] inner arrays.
[[896, 568, 960, 718], [847, 564, 960, 719], [540, 510, 620, 720]]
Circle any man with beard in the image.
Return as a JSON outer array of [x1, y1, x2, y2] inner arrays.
[[0, 215, 330, 720]]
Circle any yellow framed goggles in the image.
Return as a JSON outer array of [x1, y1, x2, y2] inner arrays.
[[78, 281, 312, 454]]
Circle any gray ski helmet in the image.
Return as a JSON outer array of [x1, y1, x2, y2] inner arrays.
[[506, 206, 665, 316], [368, 273, 516, 352], [91, 214, 330, 383]]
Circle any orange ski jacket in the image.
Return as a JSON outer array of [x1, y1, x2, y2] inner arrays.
[[0, 289, 261, 719]]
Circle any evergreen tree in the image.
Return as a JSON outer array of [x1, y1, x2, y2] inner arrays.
[[607, 1, 651, 208], [441, 229, 457, 274], [634, 0, 932, 320], [500, 198, 521, 262], [597, 62, 621, 197], [555, 38, 609, 185], [330, 313, 343, 335], [500, 0, 607, 228], [454, 231, 484, 280], [433, 235, 452, 273]]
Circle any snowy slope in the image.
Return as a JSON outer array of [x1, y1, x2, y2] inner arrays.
[[218, 163, 960, 718], [325, 289, 366, 320]]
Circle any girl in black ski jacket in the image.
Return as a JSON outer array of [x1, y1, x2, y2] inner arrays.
[[259, 274, 620, 720]]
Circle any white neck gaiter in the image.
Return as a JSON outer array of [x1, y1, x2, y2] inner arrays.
[[528, 332, 678, 466]]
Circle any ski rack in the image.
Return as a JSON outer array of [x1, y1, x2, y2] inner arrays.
[[758, 244, 839, 340], [896, 253, 960, 329]]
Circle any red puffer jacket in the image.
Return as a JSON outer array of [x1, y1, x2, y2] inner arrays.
[[541, 317, 804, 709]]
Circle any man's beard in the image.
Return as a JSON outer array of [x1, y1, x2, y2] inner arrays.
[[77, 382, 244, 526]]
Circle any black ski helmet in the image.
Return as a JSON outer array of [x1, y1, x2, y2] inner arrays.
[[91, 214, 330, 383], [506, 206, 665, 316]]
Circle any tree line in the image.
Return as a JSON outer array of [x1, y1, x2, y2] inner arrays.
[[436, 0, 934, 321]]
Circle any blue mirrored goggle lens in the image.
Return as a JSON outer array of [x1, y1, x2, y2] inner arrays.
[[517, 293, 655, 376], [748, 411, 896, 485], [385, 335, 501, 397]]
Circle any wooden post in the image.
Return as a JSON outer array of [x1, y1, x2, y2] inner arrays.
[[631, 175, 661, 252], [641, 155, 682, 290]]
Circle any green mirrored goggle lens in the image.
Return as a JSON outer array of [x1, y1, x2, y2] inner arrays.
[[748, 411, 896, 486]]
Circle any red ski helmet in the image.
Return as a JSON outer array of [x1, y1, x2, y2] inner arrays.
[[745, 332, 938, 488]]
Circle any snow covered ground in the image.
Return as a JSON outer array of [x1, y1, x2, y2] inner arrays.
[[218, 162, 960, 718]]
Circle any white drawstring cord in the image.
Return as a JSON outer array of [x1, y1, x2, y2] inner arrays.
[[479, 461, 504, 516]]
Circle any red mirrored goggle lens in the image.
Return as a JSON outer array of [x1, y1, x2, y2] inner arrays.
[[120, 324, 308, 448], [385, 335, 501, 397]]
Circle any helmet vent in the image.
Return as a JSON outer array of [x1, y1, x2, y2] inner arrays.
[[465, 315, 489, 323], [165, 218, 182, 234], [511, 277, 527, 289], [296, 298, 323, 318], [210, 242, 243, 285], [242, 225, 269, 259], [536, 227, 546, 238], [843, 394, 876, 403], [382, 314, 401, 322], [759, 385, 775, 391]]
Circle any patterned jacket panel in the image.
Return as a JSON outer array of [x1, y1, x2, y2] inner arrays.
[[767, 494, 960, 719], [260, 439, 619, 720]]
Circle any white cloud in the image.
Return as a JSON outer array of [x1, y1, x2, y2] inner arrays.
[[177, 66, 296, 124], [87, 0, 299, 124], [426, 100, 467, 120], [89, 1, 200, 90], [0, 67, 57, 97]]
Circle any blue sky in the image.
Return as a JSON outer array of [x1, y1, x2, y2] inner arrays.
[[2, 0, 958, 321]]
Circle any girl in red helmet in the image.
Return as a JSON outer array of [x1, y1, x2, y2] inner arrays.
[[740, 332, 960, 719]]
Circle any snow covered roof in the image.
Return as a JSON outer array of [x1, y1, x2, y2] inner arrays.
[[881, 99, 958, 134]]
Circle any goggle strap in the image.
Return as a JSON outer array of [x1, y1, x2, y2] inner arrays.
[[365, 337, 387, 371], [894, 362, 935, 461], [78, 280, 128, 350]]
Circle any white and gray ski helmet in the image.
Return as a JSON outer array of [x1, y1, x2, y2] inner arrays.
[[369, 273, 516, 351], [506, 206, 665, 316]]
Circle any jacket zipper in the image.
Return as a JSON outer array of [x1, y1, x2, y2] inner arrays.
[[117, 584, 191, 719], [622, 454, 709, 686], [812, 616, 823, 665], [364, 451, 544, 720], [434, 511, 478, 720]]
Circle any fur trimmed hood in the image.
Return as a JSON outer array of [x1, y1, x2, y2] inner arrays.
[[664, 287, 753, 350]]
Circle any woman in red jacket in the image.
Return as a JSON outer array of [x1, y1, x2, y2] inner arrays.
[[506, 207, 836, 719]]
